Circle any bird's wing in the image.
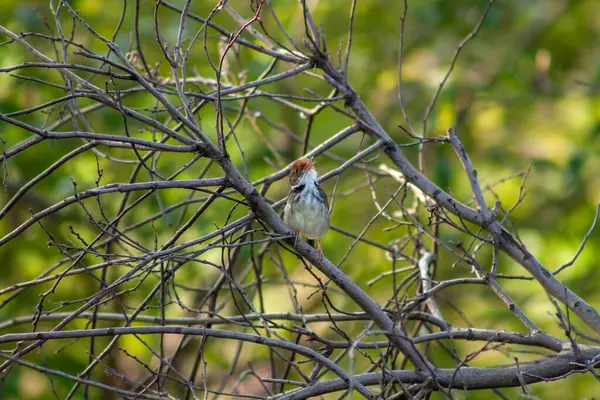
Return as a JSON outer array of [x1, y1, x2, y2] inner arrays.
[[316, 183, 329, 210]]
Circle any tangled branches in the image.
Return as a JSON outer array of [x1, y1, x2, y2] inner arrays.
[[0, 1, 598, 399]]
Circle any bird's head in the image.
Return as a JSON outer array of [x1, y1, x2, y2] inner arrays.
[[289, 158, 317, 186]]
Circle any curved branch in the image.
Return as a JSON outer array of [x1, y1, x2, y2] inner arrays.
[[276, 345, 600, 399], [0, 326, 378, 400], [311, 46, 600, 334], [0, 178, 226, 247]]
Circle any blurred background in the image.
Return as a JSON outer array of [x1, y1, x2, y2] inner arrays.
[[1, 0, 600, 398]]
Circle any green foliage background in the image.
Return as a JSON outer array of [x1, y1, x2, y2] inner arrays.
[[1, 0, 600, 398]]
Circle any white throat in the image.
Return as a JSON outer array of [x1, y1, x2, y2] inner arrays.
[[297, 168, 318, 187]]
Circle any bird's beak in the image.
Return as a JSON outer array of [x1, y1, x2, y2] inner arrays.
[[304, 158, 315, 171]]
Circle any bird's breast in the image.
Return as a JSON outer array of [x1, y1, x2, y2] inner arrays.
[[284, 186, 329, 239]]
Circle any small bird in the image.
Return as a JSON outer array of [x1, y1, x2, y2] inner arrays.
[[283, 158, 330, 256]]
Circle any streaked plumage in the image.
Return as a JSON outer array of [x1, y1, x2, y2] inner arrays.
[[284, 158, 329, 244]]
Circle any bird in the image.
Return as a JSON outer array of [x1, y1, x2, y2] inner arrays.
[[283, 158, 330, 257]]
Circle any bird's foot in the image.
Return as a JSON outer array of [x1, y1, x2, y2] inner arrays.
[[316, 239, 323, 263]]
